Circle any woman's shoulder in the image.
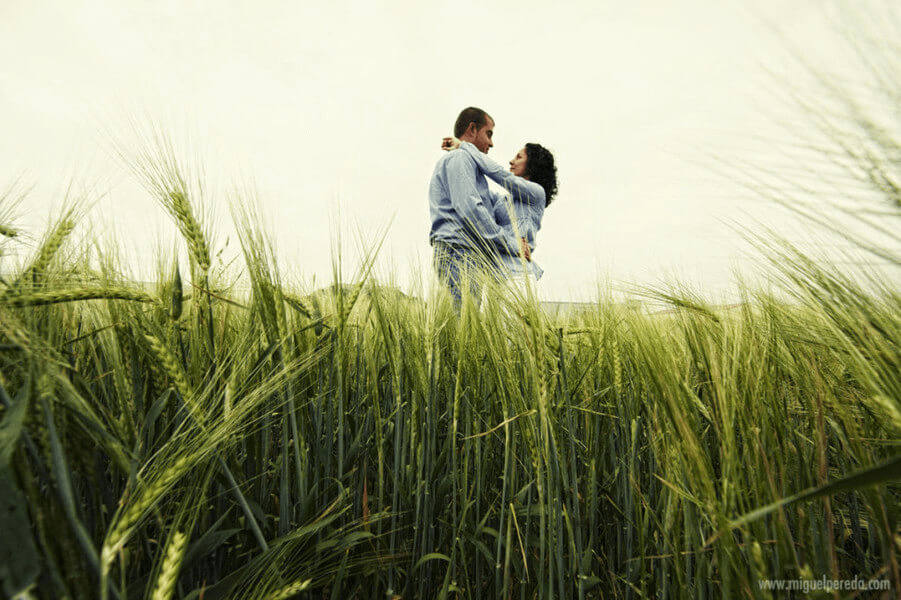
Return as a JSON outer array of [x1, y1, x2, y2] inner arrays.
[[506, 180, 546, 207]]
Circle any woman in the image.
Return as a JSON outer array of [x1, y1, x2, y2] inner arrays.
[[442, 137, 558, 289]]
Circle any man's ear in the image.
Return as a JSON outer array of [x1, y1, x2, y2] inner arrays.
[[464, 122, 477, 138]]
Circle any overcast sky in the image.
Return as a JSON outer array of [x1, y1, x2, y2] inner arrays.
[[0, 0, 883, 301]]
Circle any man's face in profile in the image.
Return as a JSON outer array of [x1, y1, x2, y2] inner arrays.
[[471, 117, 494, 154]]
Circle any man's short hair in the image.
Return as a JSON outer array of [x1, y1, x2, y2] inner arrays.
[[454, 107, 492, 139]]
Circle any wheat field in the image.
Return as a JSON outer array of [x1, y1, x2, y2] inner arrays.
[[1, 167, 899, 599]]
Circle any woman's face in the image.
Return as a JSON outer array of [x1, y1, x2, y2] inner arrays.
[[509, 147, 528, 178]]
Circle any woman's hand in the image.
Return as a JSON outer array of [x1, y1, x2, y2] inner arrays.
[[441, 136, 461, 152], [520, 237, 531, 262]]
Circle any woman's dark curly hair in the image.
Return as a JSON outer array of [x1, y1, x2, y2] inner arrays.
[[523, 143, 558, 206]]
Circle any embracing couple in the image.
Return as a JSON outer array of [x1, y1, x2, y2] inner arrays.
[[428, 106, 558, 309]]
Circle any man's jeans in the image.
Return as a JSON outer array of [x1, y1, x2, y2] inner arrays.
[[432, 242, 495, 310]]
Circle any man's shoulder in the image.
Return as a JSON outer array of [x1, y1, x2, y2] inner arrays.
[[438, 148, 476, 173]]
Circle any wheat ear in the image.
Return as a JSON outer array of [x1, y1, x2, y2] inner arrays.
[[1, 287, 156, 308], [269, 579, 312, 599], [151, 530, 188, 600]]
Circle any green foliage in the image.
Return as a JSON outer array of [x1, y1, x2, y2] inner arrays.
[[0, 384, 40, 597], [0, 188, 898, 598]]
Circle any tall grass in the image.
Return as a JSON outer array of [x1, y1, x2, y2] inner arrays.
[[1, 172, 898, 598]]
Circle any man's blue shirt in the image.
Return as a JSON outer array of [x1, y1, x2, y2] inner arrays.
[[428, 142, 520, 259]]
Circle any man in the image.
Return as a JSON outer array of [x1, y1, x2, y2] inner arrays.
[[428, 107, 527, 307]]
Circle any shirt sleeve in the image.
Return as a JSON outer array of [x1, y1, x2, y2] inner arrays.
[[461, 143, 546, 207], [492, 193, 536, 250], [516, 214, 536, 249], [445, 150, 520, 256]]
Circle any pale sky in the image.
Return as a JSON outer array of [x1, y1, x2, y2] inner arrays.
[[0, 0, 883, 301]]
